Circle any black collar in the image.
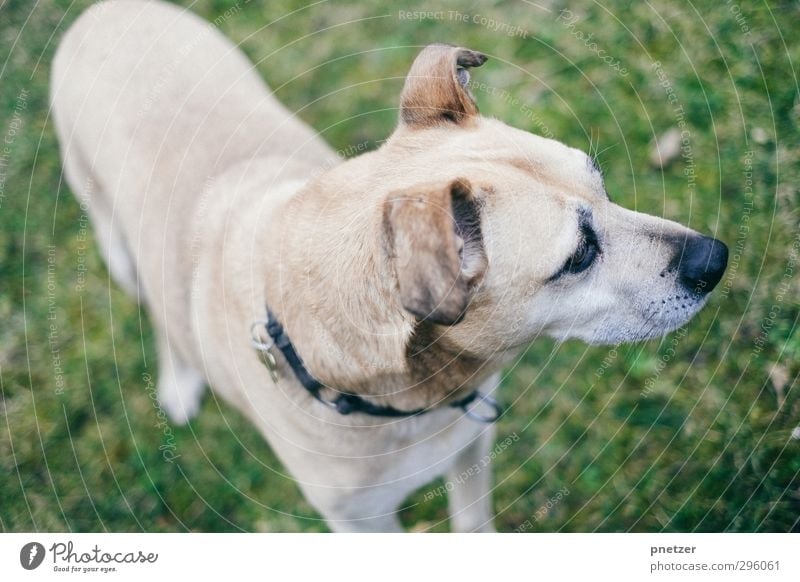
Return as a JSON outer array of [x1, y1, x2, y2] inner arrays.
[[254, 307, 502, 423]]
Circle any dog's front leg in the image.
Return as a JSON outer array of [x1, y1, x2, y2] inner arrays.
[[446, 423, 497, 532], [155, 328, 206, 424]]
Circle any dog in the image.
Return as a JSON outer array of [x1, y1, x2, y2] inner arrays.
[[51, 0, 728, 532]]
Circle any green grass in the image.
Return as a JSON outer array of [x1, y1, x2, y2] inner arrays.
[[1, 0, 798, 532]]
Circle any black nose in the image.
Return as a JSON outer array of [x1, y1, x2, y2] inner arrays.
[[676, 235, 728, 294]]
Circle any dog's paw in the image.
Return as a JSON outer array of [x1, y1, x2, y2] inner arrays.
[[157, 367, 205, 425]]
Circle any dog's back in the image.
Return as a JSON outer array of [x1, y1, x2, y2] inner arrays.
[[51, 0, 335, 361]]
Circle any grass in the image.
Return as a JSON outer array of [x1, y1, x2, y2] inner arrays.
[[1, 0, 798, 532]]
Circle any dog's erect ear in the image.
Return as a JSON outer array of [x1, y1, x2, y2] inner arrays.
[[384, 179, 487, 326], [400, 44, 487, 128]]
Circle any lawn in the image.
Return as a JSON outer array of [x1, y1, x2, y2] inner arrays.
[[0, 0, 798, 532]]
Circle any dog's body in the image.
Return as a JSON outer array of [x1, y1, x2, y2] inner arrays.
[[51, 0, 727, 531]]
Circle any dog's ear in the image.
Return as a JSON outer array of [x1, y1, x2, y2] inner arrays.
[[399, 44, 487, 128], [384, 179, 487, 326]]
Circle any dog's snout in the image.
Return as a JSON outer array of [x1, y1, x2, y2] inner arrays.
[[677, 235, 728, 294]]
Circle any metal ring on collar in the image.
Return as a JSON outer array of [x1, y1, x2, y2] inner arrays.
[[250, 319, 274, 352], [459, 391, 503, 423]]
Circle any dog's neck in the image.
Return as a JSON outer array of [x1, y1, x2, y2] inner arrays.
[[260, 155, 497, 411]]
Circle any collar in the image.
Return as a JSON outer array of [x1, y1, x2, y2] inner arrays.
[[251, 307, 502, 423]]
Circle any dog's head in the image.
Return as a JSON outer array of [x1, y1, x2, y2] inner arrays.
[[379, 44, 727, 354]]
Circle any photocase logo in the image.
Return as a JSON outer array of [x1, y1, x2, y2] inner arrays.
[[20, 542, 46, 570]]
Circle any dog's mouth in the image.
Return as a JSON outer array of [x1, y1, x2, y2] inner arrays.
[[638, 292, 710, 339], [579, 288, 710, 345]]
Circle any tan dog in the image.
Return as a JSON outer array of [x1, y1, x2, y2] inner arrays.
[[51, 0, 727, 532]]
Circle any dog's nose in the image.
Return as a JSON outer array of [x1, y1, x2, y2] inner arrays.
[[677, 235, 728, 294]]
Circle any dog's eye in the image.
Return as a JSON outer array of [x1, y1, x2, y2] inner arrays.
[[563, 233, 599, 275], [546, 218, 601, 283]]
